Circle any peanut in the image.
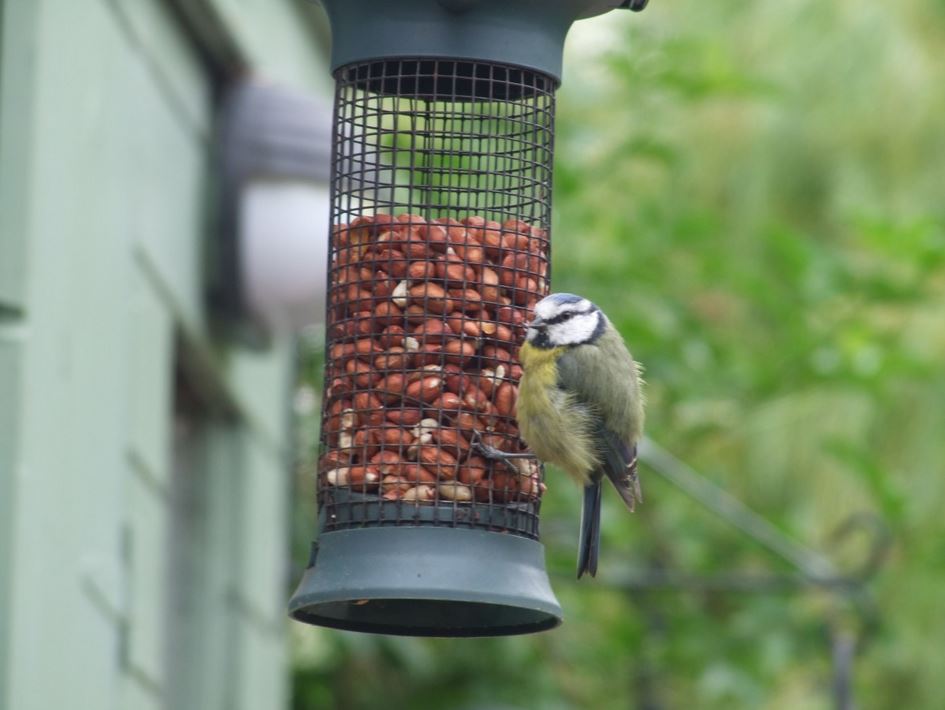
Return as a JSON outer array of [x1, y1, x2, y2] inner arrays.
[[445, 311, 486, 339], [431, 426, 469, 453], [378, 324, 406, 348], [481, 345, 513, 369], [416, 445, 459, 479], [413, 342, 445, 367], [386, 407, 423, 426], [373, 346, 409, 371], [405, 375, 444, 404], [321, 213, 549, 505], [494, 382, 516, 417], [401, 485, 436, 502], [353, 391, 383, 413], [436, 257, 476, 286], [418, 223, 448, 252], [375, 426, 415, 449], [408, 283, 452, 314], [352, 429, 378, 461], [462, 385, 492, 414], [376, 373, 408, 403], [438, 482, 473, 501], [401, 464, 438, 484], [458, 455, 489, 485], [330, 342, 357, 364], [413, 318, 452, 344], [407, 260, 437, 280], [325, 465, 380, 487], [452, 243, 486, 265], [478, 266, 501, 303], [370, 451, 405, 476], [354, 338, 381, 358], [373, 301, 403, 326], [448, 288, 483, 312], [381, 475, 412, 496], [431, 392, 463, 412], [368, 247, 409, 278], [391, 280, 410, 308], [442, 338, 476, 366]]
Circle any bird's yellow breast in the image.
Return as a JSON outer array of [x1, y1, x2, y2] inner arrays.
[[518, 342, 563, 388], [517, 342, 598, 482]]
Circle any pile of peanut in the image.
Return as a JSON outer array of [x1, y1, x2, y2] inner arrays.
[[320, 213, 549, 505]]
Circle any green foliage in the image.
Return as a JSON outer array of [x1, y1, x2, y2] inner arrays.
[[292, 0, 945, 706]]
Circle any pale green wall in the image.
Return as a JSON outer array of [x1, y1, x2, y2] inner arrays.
[[0, 1, 329, 708]]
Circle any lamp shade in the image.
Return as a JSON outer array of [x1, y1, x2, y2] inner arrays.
[[240, 180, 330, 333], [213, 79, 333, 345]]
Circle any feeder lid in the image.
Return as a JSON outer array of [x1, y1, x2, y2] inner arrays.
[[317, 0, 647, 86]]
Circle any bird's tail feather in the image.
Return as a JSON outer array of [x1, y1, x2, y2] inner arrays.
[[577, 481, 602, 579]]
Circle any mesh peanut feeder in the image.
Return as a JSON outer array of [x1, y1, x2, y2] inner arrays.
[[289, 0, 649, 636]]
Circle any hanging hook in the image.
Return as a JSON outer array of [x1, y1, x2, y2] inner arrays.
[[825, 511, 893, 585], [620, 0, 650, 12]]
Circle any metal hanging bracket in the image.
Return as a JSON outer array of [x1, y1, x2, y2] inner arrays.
[[316, 0, 646, 81]]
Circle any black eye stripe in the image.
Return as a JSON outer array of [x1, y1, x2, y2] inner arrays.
[[542, 305, 595, 326], [590, 313, 607, 343]]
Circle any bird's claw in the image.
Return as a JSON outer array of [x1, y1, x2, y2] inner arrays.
[[470, 430, 531, 474]]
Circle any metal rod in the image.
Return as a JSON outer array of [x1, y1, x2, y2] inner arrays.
[[639, 437, 839, 580], [831, 627, 856, 710], [556, 569, 857, 594]]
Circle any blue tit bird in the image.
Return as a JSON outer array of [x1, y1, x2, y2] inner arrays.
[[516, 293, 644, 578]]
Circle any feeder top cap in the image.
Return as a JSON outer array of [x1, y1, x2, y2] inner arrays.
[[317, 0, 645, 85]]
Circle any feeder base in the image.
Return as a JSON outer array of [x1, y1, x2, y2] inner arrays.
[[288, 526, 562, 636]]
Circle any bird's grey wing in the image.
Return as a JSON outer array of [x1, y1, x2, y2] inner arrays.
[[556, 349, 642, 511], [592, 425, 641, 512]]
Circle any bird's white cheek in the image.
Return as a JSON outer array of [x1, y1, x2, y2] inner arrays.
[[526, 327, 538, 341]]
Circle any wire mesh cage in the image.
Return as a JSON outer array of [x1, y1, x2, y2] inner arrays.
[[321, 59, 554, 532], [290, 57, 562, 636]]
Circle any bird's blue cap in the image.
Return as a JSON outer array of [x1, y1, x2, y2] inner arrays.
[[543, 293, 585, 306], [533, 293, 601, 325]]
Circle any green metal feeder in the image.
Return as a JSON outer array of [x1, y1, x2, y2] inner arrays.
[[289, 0, 649, 637]]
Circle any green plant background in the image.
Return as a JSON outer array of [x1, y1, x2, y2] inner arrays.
[[291, 1, 945, 707]]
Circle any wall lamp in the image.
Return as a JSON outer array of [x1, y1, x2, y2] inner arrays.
[[212, 79, 332, 346]]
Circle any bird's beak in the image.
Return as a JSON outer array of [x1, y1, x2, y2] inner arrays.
[[524, 316, 543, 342]]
